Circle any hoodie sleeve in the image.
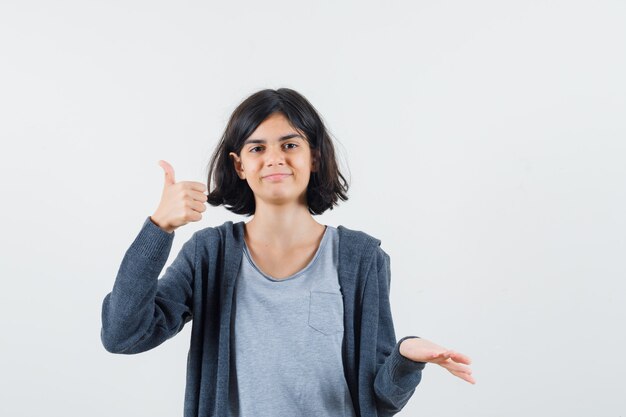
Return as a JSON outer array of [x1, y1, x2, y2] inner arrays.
[[373, 248, 426, 416], [100, 216, 196, 354]]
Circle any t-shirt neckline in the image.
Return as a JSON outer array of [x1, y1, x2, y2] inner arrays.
[[242, 226, 330, 282]]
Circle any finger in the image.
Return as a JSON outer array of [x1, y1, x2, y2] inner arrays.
[[158, 160, 176, 186], [439, 359, 473, 375], [189, 200, 207, 213], [430, 351, 453, 363], [186, 181, 208, 193], [177, 181, 207, 194], [190, 190, 208, 203], [177, 182, 208, 194], [449, 351, 472, 365], [429, 350, 449, 360], [449, 368, 476, 385]]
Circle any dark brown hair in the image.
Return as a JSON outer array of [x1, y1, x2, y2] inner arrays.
[[205, 88, 349, 216]]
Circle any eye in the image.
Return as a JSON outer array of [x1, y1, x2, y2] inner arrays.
[[248, 143, 298, 153]]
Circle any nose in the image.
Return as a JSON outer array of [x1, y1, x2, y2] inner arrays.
[[264, 144, 285, 167]]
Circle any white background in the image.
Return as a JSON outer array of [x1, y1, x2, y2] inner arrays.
[[1, 1, 625, 416]]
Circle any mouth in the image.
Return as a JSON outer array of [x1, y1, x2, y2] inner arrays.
[[263, 174, 292, 181]]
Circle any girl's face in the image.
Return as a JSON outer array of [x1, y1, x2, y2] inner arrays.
[[229, 112, 317, 208]]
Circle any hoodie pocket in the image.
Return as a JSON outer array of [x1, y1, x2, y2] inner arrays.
[[308, 290, 344, 335]]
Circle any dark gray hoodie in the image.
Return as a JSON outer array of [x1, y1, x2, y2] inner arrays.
[[101, 217, 426, 417]]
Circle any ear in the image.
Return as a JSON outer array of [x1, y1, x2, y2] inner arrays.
[[229, 152, 246, 179], [310, 150, 319, 173]]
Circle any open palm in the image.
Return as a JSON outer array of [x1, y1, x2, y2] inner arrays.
[[399, 337, 476, 384]]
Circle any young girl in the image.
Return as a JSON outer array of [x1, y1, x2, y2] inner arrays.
[[101, 88, 474, 417]]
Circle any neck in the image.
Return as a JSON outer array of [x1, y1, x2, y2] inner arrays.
[[244, 201, 324, 249]]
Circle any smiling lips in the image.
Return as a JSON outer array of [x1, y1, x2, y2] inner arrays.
[[263, 173, 292, 182]]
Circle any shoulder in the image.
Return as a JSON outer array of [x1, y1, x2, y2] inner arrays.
[[336, 224, 382, 247], [336, 224, 389, 265], [191, 220, 244, 246]]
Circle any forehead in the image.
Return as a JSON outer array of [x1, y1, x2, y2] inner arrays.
[[244, 113, 305, 145]]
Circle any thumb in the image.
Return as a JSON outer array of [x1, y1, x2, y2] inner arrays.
[[158, 160, 176, 186]]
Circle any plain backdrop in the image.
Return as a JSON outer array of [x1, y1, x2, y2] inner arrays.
[[1, 1, 625, 416]]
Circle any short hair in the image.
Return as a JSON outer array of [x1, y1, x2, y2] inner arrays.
[[205, 88, 349, 216]]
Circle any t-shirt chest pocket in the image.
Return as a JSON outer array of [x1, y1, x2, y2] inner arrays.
[[308, 290, 344, 335]]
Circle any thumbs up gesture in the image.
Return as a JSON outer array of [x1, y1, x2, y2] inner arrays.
[[150, 160, 208, 233]]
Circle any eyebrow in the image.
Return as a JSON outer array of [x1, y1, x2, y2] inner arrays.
[[243, 133, 303, 145]]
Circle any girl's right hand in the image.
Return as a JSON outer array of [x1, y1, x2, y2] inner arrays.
[[150, 160, 208, 233]]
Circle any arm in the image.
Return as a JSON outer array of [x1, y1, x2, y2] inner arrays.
[[372, 249, 427, 416], [100, 216, 196, 354]]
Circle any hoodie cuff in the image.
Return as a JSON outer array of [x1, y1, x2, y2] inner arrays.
[[388, 336, 427, 389], [128, 216, 175, 261]]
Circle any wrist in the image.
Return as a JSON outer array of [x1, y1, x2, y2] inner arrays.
[[399, 336, 419, 359], [150, 215, 175, 233]]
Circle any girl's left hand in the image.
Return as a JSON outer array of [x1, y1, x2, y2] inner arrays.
[[399, 337, 476, 384]]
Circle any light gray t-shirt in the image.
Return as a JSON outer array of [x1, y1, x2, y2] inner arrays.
[[228, 225, 357, 417]]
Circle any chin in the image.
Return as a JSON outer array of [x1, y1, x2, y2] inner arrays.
[[260, 191, 306, 204]]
